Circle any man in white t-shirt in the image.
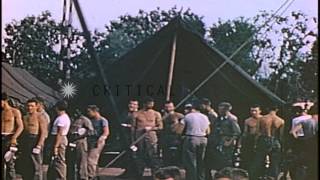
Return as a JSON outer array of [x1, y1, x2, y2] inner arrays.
[[48, 100, 71, 180], [181, 101, 210, 180]]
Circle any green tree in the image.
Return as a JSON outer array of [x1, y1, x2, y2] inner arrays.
[[3, 11, 61, 86], [74, 7, 206, 78], [2, 11, 90, 88], [97, 7, 205, 61], [208, 17, 258, 75], [299, 39, 318, 101], [254, 11, 317, 102]]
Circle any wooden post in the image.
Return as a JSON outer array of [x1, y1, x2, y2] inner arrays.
[[166, 34, 177, 101]]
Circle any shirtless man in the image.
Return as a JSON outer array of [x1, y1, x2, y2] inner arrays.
[[131, 97, 163, 178], [20, 98, 48, 180], [35, 97, 50, 135], [161, 101, 184, 166], [241, 105, 263, 170], [1, 93, 24, 180], [250, 106, 284, 179]]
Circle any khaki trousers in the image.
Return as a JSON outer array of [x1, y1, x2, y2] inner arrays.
[[87, 140, 105, 179]]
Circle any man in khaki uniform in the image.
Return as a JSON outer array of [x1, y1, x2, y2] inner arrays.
[[131, 97, 163, 178], [21, 98, 48, 180], [68, 110, 94, 180], [1, 93, 24, 180]]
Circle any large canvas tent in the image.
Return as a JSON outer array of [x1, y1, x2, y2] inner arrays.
[[78, 17, 285, 121], [2, 62, 62, 106]]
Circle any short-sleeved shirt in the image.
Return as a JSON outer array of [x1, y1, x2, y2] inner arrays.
[[292, 115, 312, 137], [69, 115, 94, 134], [90, 117, 109, 139], [300, 118, 317, 139], [51, 113, 71, 136], [181, 112, 210, 137]]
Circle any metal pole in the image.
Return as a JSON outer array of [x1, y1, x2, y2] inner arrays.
[[104, 132, 148, 168], [65, 0, 73, 80], [72, 0, 120, 119], [166, 34, 177, 101], [58, 0, 68, 84]]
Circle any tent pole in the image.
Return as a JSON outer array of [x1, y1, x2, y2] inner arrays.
[[166, 33, 177, 101]]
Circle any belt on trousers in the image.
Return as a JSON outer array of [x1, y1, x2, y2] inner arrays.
[[1, 134, 13, 140], [25, 133, 39, 138], [185, 134, 207, 138]]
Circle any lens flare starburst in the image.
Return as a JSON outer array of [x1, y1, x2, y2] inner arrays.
[[60, 82, 77, 99]]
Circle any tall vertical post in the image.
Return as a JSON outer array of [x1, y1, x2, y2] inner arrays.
[[72, 0, 120, 120], [166, 34, 177, 101], [58, 0, 68, 85], [65, 0, 73, 80]]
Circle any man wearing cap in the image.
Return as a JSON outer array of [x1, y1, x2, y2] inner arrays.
[[181, 101, 210, 180], [131, 97, 163, 178], [207, 102, 241, 174], [183, 103, 193, 115], [1, 93, 24, 179]]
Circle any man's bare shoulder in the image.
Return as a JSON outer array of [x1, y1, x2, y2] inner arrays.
[[175, 112, 184, 118], [228, 113, 238, 121], [12, 108, 21, 115], [273, 115, 285, 124], [36, 111, 45, 117], [153, 110, 162, 117], [244, 117, 253, 124], [260, 114, 272, 120], [132, 111, 140, 117]]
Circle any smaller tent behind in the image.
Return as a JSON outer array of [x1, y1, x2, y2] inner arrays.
[[2, 62, 62, 106]]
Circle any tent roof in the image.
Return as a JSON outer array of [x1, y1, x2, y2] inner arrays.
[[2, 62, 62, 106], [78, 17, 285, 119], [111, 18, 284, 101]]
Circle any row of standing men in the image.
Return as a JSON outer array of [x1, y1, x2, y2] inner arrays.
[[2, 93, 318, 180], [2, 93, 109, 180], [117, 97, 318, 180], [117, 97, 287, 180]]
